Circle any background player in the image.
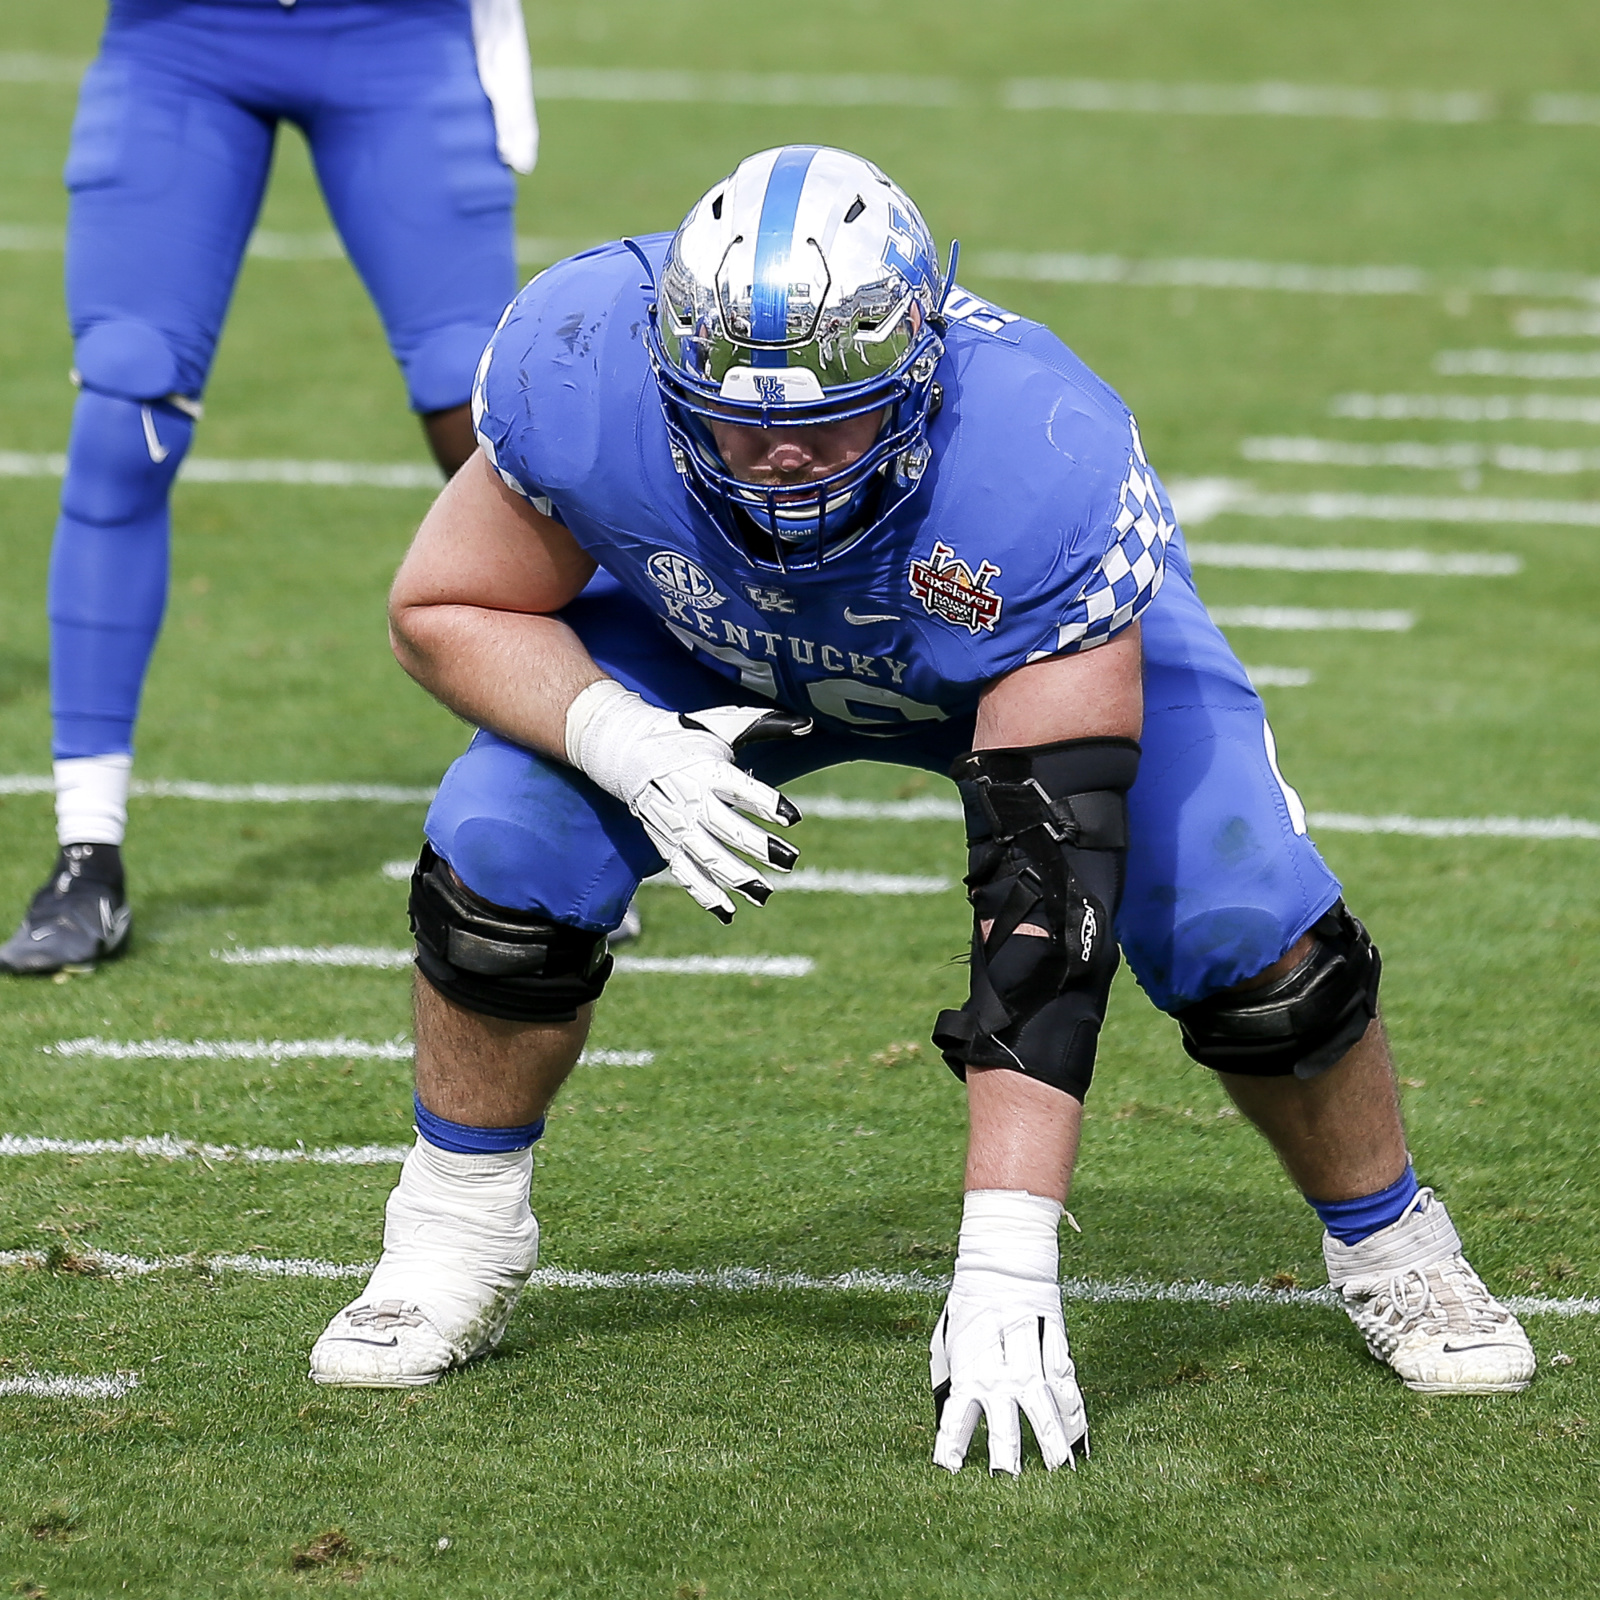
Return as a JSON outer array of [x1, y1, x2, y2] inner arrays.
[[0, 0, 537, 975], [307, 147, 1535, 1468]]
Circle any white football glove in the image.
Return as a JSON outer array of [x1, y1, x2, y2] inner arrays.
[[930, 1189, 1088, 1476], [565, 678, 810, 922]]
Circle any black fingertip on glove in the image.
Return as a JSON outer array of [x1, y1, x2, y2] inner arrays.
[[776, 796, 803, 826], [767, 838, 800, 870], [729, 710, 814, 751], [741, 881, 773, 906]]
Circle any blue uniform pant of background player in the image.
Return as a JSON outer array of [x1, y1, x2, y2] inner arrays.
[[425, 553, 1344, 1014], [50, 0, 518, 759]]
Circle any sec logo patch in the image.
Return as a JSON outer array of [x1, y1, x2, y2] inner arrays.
[[647, 550, 724, 610]]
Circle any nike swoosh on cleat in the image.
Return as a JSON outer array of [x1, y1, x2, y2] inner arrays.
[[1441, 1340, 1512, 1353], [843, 607, 900, 625], [327, 1336, 401, 1349]]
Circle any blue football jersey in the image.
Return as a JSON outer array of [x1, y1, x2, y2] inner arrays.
[[472, 236, 1181, 739]]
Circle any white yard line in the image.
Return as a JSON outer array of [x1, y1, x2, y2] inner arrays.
[[4, 775, 1589, 843], [614, 954, 813, 976], [1187, 540, 1519, 575], [6, 215, 1600, 303], [1173, 479, 1600, 528], [768, 796, 1600, 839], [663, 867, 952, 895], [219, 946, 411, 969], [791, 796, 963, 821], [0, 53, 1590, 133], [1245, 665, 1314, 687], [1330, 393, 1600, 424], [535, 67, 964, 106], [0, 449, 442, 490], [216, 946, 813, 977], [0, 1372, 140, 1399], [45, 1038, 653, 1067], [1310, 812, 1600, 840], [0, 52, 86, 82], [0, 1246, 1592, 1317], [0, 776, 435, 801], [1515, 308, 1600, 338], [968, 253, 1600, 303], [1207, 606, 1416, 631], [1002, 79, 1491, 122], [1437, 348, 1600, 380], [0, 1133, 409, 1164], [1241, 437, 1600, 477]]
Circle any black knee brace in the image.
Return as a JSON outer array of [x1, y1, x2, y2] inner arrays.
[[1174, 900, 1381, 1079], [932, 737, 1140, 1101], [408, 844, 613, 1023]]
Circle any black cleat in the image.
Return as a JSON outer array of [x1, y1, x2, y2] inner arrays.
[[0, 844, 131, 975]]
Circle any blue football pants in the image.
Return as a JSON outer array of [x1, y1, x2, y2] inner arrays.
[[51, 0, 519, 760], [424, 549, 1344, 1014]]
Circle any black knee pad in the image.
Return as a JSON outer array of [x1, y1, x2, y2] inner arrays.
[[932, 736, 1140, 1101], [408, 844, 613, 1023], [1173, 900, 1381, 1079]]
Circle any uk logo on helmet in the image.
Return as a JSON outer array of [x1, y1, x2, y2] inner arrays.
[[647, 550, 725, 610], [907, 542, 1003, 634]]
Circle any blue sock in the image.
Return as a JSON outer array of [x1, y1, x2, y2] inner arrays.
[[1306, 1164, 1419, 1245], [413, 1095, 544, 1155]]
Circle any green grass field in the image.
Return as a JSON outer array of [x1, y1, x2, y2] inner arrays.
[[3, 2, 1600, 1594]]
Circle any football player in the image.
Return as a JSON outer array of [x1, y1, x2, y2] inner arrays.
[[0, 0, 537, 974], [310, 147, 1535, 1468]]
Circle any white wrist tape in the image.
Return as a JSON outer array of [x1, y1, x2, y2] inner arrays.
[[956, 1189, 1063, 1285], [563, 677, 637, 770]]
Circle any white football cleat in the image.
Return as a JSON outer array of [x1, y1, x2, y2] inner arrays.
[[1323, 1187, 1535, 1394], [310, 1137, 539, 1388]]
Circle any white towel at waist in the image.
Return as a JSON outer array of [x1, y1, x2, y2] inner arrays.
[[470, 0, 538, 174]]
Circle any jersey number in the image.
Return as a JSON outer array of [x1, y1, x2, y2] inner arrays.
[[666, 623, 949, 730]]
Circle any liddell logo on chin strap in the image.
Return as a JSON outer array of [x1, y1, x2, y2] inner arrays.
[[646, 550, 725, 610], [907, 541, 1003, 635]]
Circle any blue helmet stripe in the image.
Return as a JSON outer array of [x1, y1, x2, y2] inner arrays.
[[749, 145, 820, 368]]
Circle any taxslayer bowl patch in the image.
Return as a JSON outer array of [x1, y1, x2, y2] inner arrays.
[[907, 541, 1003, 634], [647, 550, 724, 610]]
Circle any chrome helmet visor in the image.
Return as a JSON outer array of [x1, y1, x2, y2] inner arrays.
[[644, 145, 953, 571]]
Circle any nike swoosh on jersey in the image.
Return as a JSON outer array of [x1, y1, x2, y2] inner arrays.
[[842, 607, 900, 625]]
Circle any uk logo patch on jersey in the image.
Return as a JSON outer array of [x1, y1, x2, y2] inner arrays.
[[647, 550, 724, 610], [742, 582, 797, 614], [908, 541, 1003, 634]]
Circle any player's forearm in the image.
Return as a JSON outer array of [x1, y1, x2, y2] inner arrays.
[[963, 1068, 1082, 1203], [389, 602, 604, 759]]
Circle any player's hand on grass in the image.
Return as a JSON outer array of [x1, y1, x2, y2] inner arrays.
[[930, 1190, 1088, 1476], [565, 679, 810, 922]]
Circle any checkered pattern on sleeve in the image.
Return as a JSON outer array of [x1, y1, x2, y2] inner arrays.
[[1029, 418, 1175, 660]]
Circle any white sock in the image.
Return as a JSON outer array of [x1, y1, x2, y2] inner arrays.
[[54, 754, 132, 848], [366, 1135, 539, 1333]]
